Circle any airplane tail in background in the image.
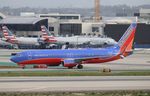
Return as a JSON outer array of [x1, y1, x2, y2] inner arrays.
[[118, 22, 137, 56], [40, 25, 57, 43], [2, 26, 17, 44], [41, 25, 51, 37]]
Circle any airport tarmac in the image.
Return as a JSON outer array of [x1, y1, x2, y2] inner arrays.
[[0, 76, 150, 92], [0, 49, 150, 92]]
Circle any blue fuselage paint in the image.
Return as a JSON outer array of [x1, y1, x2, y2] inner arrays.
[[10, 45, 120, 64]]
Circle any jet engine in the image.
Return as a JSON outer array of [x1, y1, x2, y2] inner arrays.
[[37, 38, 46, 45], [63, 63, 77, 69], [103, 42, 108, 46], [62, 59, 77, 69], [37, 38, 48, 49]]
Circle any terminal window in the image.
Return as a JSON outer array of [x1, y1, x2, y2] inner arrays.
[[92, 27, 99, 32], [49, 27, 54, 31], [60, 24, 82, 35], [60, 16, 79, 20], [0, 16, 3, 19]]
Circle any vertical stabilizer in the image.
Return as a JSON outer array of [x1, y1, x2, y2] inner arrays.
[[41, 25, 51, 37], [40, 25, 56, 43], [118, 23, 137, 54], [2, 26, 17, 43]]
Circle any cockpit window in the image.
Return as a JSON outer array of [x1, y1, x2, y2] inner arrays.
[[16, 54, 20, 56], [11, 53, 22, 57], [11, 53, 17, 56]]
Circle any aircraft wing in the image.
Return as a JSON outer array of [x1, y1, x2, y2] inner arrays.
[[63, 56, 100, 64]]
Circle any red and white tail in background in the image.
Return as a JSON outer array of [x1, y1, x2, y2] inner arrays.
[[118, 22, 137, 56], [41, 25, 57, 43], [2, 26, 18, 44]]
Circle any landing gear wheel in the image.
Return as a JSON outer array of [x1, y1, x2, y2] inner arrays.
[[77, 65, 83, 69], [102, 68, 111, 72], [21, 66, 25, 69]]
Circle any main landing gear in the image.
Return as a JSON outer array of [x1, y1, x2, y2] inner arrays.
[[19, 65, 25, 69], [77, 64, 83, 69], [67, 65, 83, 69]]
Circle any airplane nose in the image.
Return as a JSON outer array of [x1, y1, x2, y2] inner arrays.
[[10, 56, 18, 63]]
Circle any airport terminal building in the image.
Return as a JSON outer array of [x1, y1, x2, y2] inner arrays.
[[37, 13, 105, 36], [0, 17, 48, 37], [0, 12, 150, 47]]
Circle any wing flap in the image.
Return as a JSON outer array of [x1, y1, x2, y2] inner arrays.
[[63, 57, 100, 64]]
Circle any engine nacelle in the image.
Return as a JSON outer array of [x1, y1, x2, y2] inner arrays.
[[63, 63, 77, 68], [62, 59, 77, 68], [38, 38, 46, 45], [104, 42, 108, 46], [33, 64, 48, 68]]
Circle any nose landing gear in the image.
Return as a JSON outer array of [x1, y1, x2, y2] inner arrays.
[[19, 65, 25, 69]]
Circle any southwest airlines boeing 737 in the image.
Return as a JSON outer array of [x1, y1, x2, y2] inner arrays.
[[10, 23, 137, 69]]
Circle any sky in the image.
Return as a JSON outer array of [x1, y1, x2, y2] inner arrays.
[[0, 0, 150, 8]]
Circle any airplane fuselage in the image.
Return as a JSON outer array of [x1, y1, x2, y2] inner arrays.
[[53, 36, 117, 45], [10, 45, 121, 66], [15, 37, 40, 45]]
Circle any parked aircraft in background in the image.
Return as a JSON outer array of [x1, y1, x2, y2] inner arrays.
[[41, 26, 117, 47], [0, 39, 18, 49], [1, 26, 117, 49], [10, 23, 137, 69], [1, 26, 57, 49]]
